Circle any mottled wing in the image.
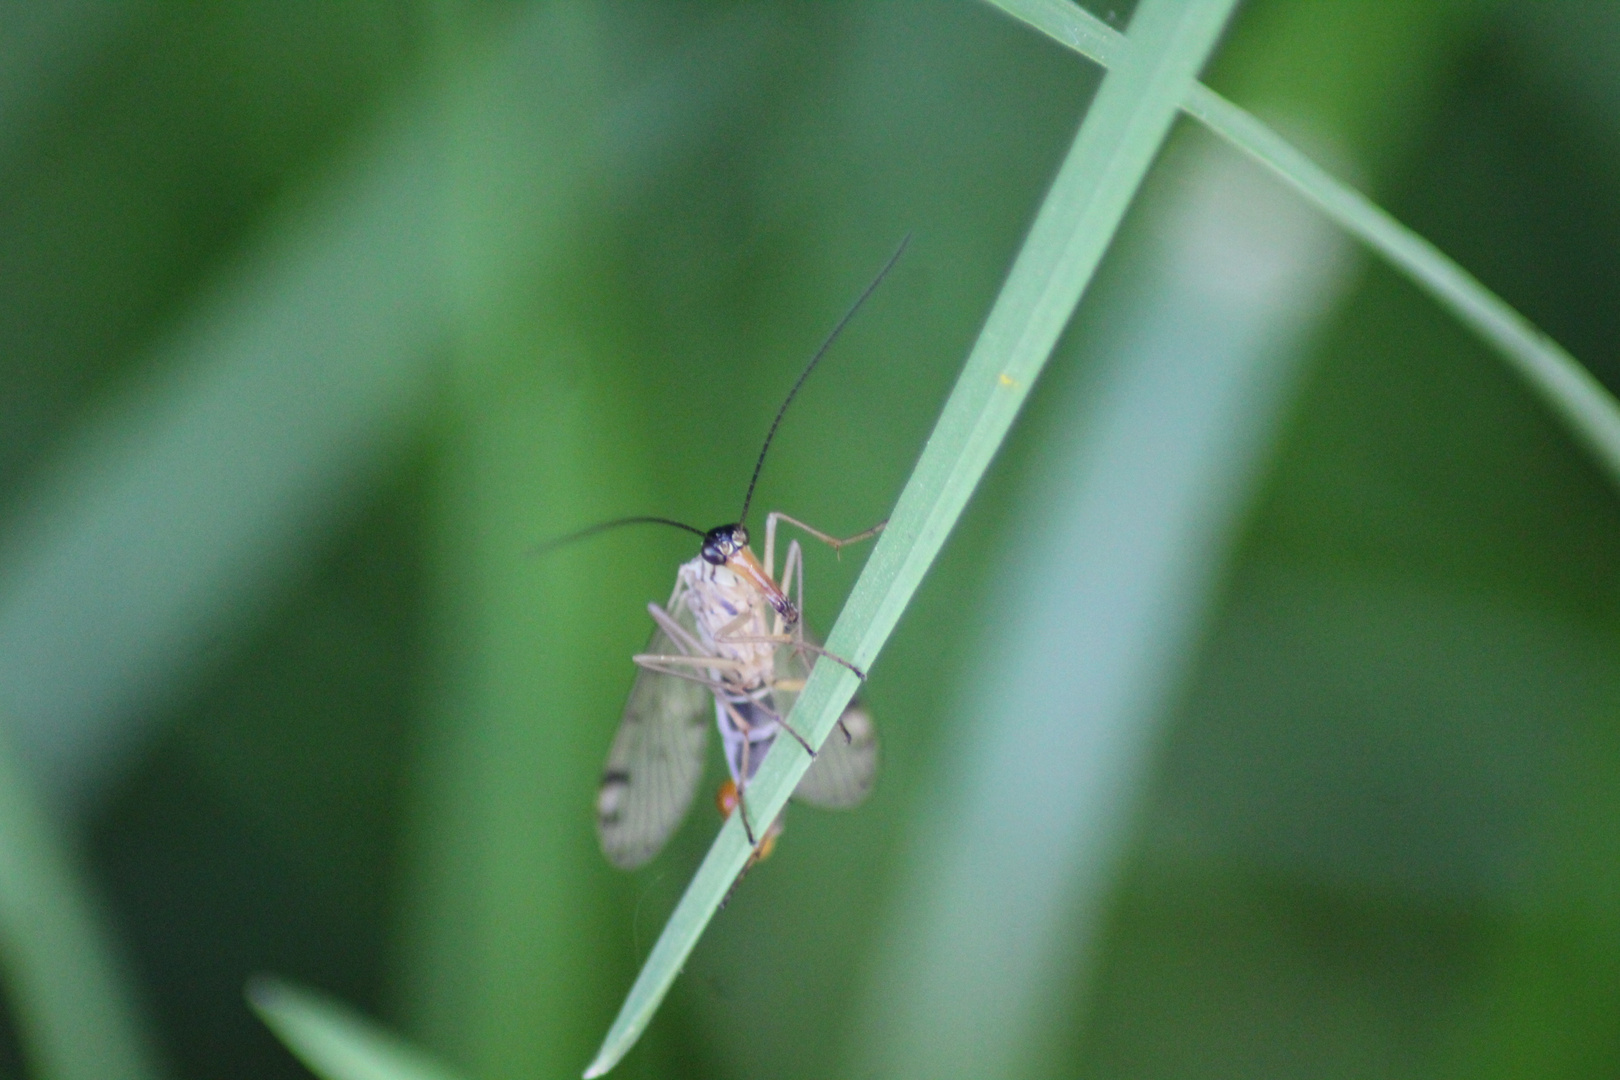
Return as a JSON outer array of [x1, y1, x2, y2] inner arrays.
[[771, 635, 880, 809], [794, 700, 878, 808], [596, 613, 712, 869]]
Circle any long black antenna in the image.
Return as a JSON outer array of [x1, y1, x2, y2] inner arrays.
[[737, 234, 911, 525], [532, 515, 705, 557]]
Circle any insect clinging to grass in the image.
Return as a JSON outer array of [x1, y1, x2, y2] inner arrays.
[[547, 239, 907, 872]]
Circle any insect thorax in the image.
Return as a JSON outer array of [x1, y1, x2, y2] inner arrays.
[[678, 555, 777, 681]]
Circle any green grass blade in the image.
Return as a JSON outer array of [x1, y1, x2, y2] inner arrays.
[[1181, 87, 1620, 481], [0, 733, 163, 1080], [987, 0, 1620, 487], [989, 0, 1126, 67], [248, 977, 466, 1080], [582, 0, 1239, 1073]]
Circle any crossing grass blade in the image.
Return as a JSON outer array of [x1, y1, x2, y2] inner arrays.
[[0, 736, 163, 1080], [987, 0, 1620, 488], [582, 0, 1241, 1073], [248, 976, 466, 1080]]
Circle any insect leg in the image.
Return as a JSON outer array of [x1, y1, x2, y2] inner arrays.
[[702, 608, 823, 755], [718, 811, 783, 910], [704, 608, 823, 755], [646, 601, 706, 658], [779, 537, 814, 692], [634, 658, 837, 765], [718, 633, 868, 681], [632, 659, 738, 697], [774, 547, 850, 745], [764, 510, 880, 686], [716, 695, 761, 847], [765, 514, 778, 585], [776, 539, 805, 630], [766, 511, 886, 561], [632, 653, 749, 680], [714, 607, 758, 643], [780, 540, 843, 742], [749, 690, 817, 757]]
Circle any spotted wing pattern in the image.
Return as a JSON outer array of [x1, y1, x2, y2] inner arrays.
[[595, 613, 713, 869]]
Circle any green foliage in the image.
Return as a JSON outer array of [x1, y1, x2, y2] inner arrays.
[[1, 2, 1617, 1080], [587, 0, 1241, 1070], [248, 978, 464, 1080], [994, 0, 1620, 494], [0, 739, 160, 1080]]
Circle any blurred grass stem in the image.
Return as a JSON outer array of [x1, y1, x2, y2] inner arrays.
[[248, 977, 466, 1080], [0, 731, 164, 1080]]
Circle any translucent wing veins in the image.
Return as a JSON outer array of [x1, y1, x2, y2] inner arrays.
[[770, 634, 879, 809], [596, 610, 712, 869]]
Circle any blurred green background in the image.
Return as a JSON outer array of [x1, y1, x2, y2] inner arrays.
[[2, 1, 1619, 1078]]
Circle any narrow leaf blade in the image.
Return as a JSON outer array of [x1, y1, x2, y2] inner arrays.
[[248, 976, 465, 1080], [989, 0, 1620, 492], [583, 0, 1241, 1073]]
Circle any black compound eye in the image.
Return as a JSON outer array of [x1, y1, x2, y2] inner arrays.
[[700, 525, 733, 564], [700, 524, 748, 565]]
